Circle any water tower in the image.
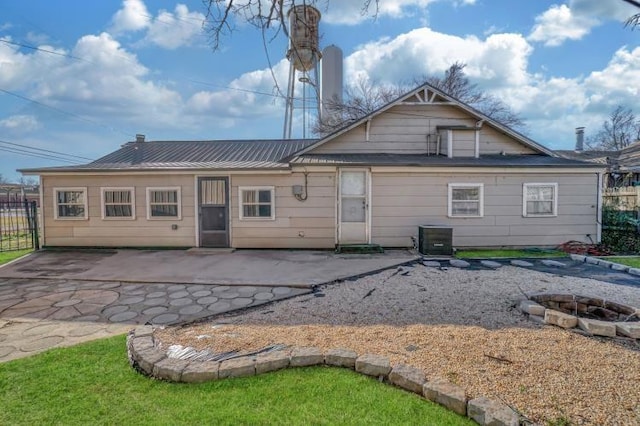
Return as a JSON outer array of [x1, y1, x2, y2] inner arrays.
[[283, 5, 321, 139]]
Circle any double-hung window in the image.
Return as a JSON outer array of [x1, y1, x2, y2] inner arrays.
[[523, 183, 557, 217], [102, 187, 135, 219], [54, 187, 88, 219], [239, 187, 275, 220], [147, 187, 181, 219], [448, 183, 484, 217]]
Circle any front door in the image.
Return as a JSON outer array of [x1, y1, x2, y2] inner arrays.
[[198, 177, 229, 247], [338, 169, 369, 244]]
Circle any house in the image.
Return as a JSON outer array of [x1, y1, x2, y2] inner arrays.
[[20, 83, 605, 250], [558, 139, 640, 188]]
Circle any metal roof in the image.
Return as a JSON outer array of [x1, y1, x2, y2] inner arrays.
[[291, 153, 603, 168], [20, 139, 317, 173]]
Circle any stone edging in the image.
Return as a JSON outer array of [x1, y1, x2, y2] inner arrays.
[[519, 296, 640, 339], [127, 326, 519, 426], [569, 254, 640, 276]]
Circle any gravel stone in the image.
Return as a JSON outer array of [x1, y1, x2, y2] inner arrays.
[[155, 265, 640, 425]]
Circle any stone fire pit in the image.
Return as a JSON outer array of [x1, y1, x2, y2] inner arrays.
[[519, 293, 640, 339]]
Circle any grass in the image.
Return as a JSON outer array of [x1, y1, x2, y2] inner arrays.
[[602, 256, 640, 268], [0, 335, 472, 425], [0, 248, 33, 265], [456, 248, 566, 259]]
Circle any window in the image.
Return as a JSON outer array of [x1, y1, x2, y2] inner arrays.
[[523, 183, 557, 217], [102, 187, 135, 219], [54, 188, 88, 219], [147, 187, 181, 219], [448, 183, 483, 217], [239, 187, 275, 220]]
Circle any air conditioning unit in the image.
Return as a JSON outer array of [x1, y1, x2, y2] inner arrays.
[[418, 225, 453, 256]]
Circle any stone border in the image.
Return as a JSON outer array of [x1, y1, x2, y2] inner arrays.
[[127, 326, 519, 426], [519, 296, 640, 339], [569, 253, 640, 276]]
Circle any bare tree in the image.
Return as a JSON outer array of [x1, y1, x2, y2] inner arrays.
[[202, 0, 380, 50], [314, 62, 525, 135], [623, 0, 640, 29], [313, 77, 404, 134], [587, 106, 640, 150], [424, 62, 525, 129]]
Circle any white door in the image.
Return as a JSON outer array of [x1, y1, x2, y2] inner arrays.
[[338, 169, 369, 244]]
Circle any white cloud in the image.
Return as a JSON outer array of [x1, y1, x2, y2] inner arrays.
[[570, 0, 638, 22], [0, 115, 41, 132], [321, 0, 473, 25], [110, 0, 205, 49], [528, 4, 597, 47], [344, 28, 532, 88], [144, 4, 206, 49], [110, 0, 150, 34]]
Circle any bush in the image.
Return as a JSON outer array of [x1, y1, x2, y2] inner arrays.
[[601, 205, 640, 254]]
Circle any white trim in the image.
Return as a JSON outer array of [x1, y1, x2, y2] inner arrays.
[[39, 179, 44, 247], [146, 187, 182, 220], [596, 172, 603, 243], [369, 167, 604, 174], [337, 168, 370, 244], [53, 187, 88, 220], [238, 186, 275, 221], [100, 187, 135, 220], [194, 176, 199, 247], [447, 183, 484, 218], [365, 120, 371, 142], [447, 129, 453, 158], [474, 130, 480, 158], [30, 170, 293, 177], [522, 182, 558, 217]]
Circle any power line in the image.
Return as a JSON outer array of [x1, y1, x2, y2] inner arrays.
[[0, 88, 134, 138], [0, 139, 93, 161], [0, 38, 86, 61], [0, 146, 83, 164]]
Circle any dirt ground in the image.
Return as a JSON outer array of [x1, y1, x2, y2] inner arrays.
[[156, 264, 640, 425]]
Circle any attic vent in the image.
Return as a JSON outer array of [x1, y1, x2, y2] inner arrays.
[[136, 134, 145, 143]]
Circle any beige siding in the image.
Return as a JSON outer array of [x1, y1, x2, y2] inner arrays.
[[42, 174, 196, 247], [451, 130, 475, 157], [480, 126, 536, 154], [230, 173, 336, 248], [371, 172, 598, 248], [311, 103, 537, 156]]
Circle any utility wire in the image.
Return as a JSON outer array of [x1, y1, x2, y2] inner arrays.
[[0, 38, 86, 61], [0, 146, 83, 164], [0, 139, 93, 161], [0, 88, 134, 138]]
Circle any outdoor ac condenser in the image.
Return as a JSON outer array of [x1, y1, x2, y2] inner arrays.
[[418, 226, 453, 256]]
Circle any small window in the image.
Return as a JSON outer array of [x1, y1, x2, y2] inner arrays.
[[54, 187, 87, 219], [102, 187, 135, 219], [448, 183, 483, 217], [239, 187, 275, 220], [147, 187, 181, 219], [523, 183, 557, 217]]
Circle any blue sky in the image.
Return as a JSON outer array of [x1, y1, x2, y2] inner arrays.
[[0, 0, 638, 180]]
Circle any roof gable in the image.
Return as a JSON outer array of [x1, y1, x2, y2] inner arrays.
[[296, 82, 555, 157]]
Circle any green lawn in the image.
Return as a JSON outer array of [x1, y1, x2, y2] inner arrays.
[[603, 256, 640, 268], [0, 335, 472, 425], [0, 248, 33, 266], [456, 248, 566, 259]]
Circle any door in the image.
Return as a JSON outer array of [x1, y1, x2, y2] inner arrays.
[[338, 169, 369, 244], [198, 177, 229, 247]]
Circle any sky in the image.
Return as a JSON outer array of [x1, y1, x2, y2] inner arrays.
[[0, 0, 638, 181]]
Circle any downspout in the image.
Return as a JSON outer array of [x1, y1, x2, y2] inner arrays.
[[596, 172, 603, 243], [475, 120, 484, 158], [38, 177, 44, 249], [365, 119, 371, 142], [447, 129, 453, 158]]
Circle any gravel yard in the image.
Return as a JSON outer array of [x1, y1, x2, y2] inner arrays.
[[156, 264, 640, 425]]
